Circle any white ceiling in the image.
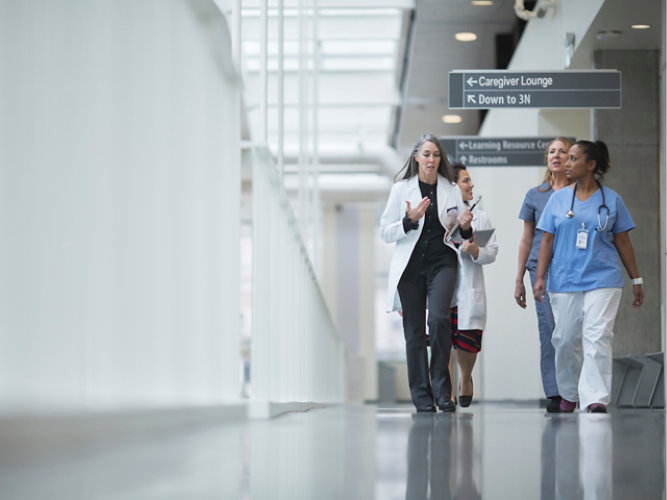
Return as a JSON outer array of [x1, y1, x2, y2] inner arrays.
[[395, 0, 517, 153], [571, 0, 662, 68], [239, 0, 663, 203], [241, 0, 410, 158], [240, 0, 520, 199]]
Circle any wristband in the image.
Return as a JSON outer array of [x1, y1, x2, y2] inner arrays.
[[631, 277, 643, 286]]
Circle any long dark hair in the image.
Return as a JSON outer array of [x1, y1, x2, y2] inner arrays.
[[451, 161, 467, 181], [574, 140, 611, 179], [394, 134, 454, 183]]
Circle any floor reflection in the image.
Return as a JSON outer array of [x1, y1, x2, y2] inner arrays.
[[0, 405, 663, 499], [543, 416, 584, 499], [541, 412, 662, 500], [405, 413, 480, 500]]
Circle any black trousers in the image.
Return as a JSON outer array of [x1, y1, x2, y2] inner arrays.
[[398, 265, 458, 408], [405, 415, 455, 500]]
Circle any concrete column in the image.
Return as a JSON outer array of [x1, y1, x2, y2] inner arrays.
[[661, 0, 666, 403], [358, 207, 379, 401], [336, 206, 361, 401], [594, 50, 661, 355]]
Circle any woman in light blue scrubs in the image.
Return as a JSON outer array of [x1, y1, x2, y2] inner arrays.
[[515, 137, 573, 413], [533, 140, 644, 413]]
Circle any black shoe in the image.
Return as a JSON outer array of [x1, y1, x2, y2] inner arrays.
[[546, 396, 562, 413], [586, 403, 607, 413], [436, 398, 456, 413], [416, 405, 436, 413], [459, 378, 473, 408]]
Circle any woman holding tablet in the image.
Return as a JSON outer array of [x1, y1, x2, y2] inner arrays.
[[448, 163, 498, 407]]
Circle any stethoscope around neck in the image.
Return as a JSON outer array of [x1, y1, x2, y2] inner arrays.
[[566, 180, 610, 231]]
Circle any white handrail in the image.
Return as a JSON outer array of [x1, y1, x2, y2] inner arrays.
[[251, 147, 345, 405]]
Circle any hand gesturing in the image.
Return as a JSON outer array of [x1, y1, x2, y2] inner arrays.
[[405, 197, 430, 222]]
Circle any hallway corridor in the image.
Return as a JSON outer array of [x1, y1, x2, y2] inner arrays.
[[0, 403, 663, 499]]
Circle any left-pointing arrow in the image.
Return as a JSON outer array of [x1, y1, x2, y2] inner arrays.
[[466, 77, 478, 86]]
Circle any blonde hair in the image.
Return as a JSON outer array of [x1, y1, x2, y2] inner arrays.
[[538, 137, 574, 192]]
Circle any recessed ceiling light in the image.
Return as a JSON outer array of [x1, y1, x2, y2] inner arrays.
[[442, 114, 462, 124], [455, 32, 478, 42], [631, 24, 651, 30], [471, 0, 494, 5]]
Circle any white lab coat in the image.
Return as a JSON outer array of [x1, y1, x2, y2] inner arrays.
[[453, 208, 498, 330], [380, 174, 467, 312]]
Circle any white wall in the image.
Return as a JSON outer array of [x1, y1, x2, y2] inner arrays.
[[320, 203, 378, 402], [475, 2, 604, 400], [0, 0, 241, 409], [509, 0, 605, 70]]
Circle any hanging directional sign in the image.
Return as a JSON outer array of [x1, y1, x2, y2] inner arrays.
[[449, 70, 621, 109], [441, 136, 577, 167]]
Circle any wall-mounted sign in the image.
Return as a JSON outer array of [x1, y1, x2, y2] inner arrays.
[[449, 70, 621, 109], [441, 136, 576, 167]]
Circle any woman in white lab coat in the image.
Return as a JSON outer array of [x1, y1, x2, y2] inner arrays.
[[380, 134, 473, 413], [449, 163, 498, 407]]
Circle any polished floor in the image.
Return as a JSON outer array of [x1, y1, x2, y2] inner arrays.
[[0, 403, 664, 499]]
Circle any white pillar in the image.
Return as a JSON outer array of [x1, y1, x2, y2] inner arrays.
[[277, 0, 285, 180], [259, 0, 268, 146], [310, 0, 321, 275]]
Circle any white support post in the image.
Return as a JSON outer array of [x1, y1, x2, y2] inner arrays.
[[277, 0, 285, 180], [232, 0, 242, 70], [311, 0, 321, 275], [298, 0, 308, 233], [259, 0, 268, 146]]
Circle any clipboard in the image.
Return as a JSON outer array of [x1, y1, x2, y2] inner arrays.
[[473, 228, 495, 247]]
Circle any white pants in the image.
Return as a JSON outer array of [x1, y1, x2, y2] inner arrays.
[[550, 288, 622, 409]]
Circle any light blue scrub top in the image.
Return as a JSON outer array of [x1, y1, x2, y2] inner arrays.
[[537, 184, 634, 293]]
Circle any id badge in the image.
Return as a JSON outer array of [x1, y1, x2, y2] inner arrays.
[[576, 223, 588, 250]]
